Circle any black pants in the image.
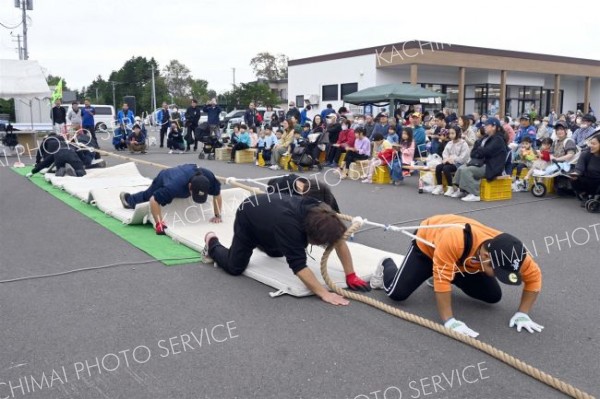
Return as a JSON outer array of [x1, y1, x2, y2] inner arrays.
[[207, 213, 283, 276], [327, 146, 346, 164], [259, 148, 272, 163], [167, 139, 185, 151], [230, 143, 249, 161], [32, 149, 86, 176], [82, 125, 98, 148], [435, 163, 458, 185], [512, 163, 527, 179], [160, 124, 168, 147], [571, 176, 600, 197], [383, 241, 501, 303], [344, 151, 369, 169], [185, 125, 197, 150]]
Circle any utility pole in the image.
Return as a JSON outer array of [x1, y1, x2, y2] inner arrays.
[[95, 88, 99, 102], [232, 67, 236, 87], [150, 64, 157, 112], [110, 82, 117, 110], [14, 0, 32, 60]]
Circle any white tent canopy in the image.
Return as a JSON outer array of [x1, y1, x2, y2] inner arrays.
[[0, 59, 51, 100]]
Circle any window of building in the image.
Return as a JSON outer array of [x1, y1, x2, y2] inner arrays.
[[296, 95, 304, 107], [322, 84, 338, 101], [340, 83, 358, 98]]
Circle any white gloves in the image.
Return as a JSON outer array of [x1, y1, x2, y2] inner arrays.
[[509, 312, 544, 333], [444, 318, 479, 338], [25, 172, 33, 178]]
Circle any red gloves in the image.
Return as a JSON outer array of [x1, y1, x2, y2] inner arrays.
[[155, 221, 167, 235], [346, 273, 371, 292]]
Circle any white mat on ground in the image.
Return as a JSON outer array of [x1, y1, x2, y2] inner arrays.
[[90, 186, 151, 225], [155, 188, 405, 297], [44, 162, 152, 202]]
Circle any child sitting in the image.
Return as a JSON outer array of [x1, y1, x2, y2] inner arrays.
[[362, 133, 393, 184], [394, 126, 416, 178], [432, 125, 470, 196], [301, 123, 311, 139], [229, 124, 251, 163], [512, 136, 536, 192], [386, 125, 399, 145], [228, 124, 240, 147], [523, 138, 553, 183], [340, 127, 370, 179], [259, 127, 278, 167], [167, 122, 185, 153]]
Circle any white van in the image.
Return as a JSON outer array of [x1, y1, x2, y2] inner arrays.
[[61, 104, 115, 130]]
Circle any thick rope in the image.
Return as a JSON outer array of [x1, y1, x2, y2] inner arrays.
[[321, 214, 594, 399], [95, 150, 593, 398]]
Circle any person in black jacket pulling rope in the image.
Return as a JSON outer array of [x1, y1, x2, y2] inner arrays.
[[204, 194, 370, 306]]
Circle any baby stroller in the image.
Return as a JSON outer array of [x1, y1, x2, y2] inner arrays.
[[531, 147, 581, 198], [196, 122, 221, 160], [290, 139, 314, 171]]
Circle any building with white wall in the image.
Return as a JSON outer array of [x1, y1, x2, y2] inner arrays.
[[288, 40, 600, 118]]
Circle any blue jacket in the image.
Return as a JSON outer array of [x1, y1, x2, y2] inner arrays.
[[81, 106, 95, 127], [386, 133, 399, 144], [118, 109, 135, 128], [152, 165, 221, 206], [262, 134, 278, 149], [156, 109, 170, 126], [514, 126, 537, 146], [320, 108, 335, 120], [300, 108, 310, 125], [413, 125, 426, 148], [202, 105, 222, 125], [370, 123, 389, 140], [238, 131, 251, 146]]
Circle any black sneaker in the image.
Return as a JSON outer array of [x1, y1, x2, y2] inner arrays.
[[119, 192, 133, 209]]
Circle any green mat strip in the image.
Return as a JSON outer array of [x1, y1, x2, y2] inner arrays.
[[11, 167, 201, 266]]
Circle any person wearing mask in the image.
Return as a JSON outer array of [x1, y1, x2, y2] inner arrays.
[[67, 101, 83, 132], [286, 101, 301, 122], [572, 114, 597, 147]]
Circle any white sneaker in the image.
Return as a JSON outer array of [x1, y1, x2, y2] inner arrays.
[[269, 165, 281, 170], [451, 189, 466, 198], [431, 185, 444, 195], [361, 178, 372, 184], [461, 194, 481, 202], [511, 182, 520, 192], [168, 150, 173, 154], [255, 161, 259, 166], [370, 257, 389, 290], [444, 186, 456, 197], [203, 232, 217, 264]]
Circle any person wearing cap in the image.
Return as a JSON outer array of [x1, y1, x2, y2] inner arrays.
[[450, 117, 508, 201], [369, 112, 390, 141], [119, 165, 222, 234], [127, 124, 147, 154], [514, 114, 537, 147], [370, 214, 543, 338], [204, 194, 370, 307], [320, 103, 335, 121], [571, 114, 597, 147]]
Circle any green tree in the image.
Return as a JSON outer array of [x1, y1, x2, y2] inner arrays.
[[46, 74, 69, 90], [163, 59, 193, 101], [221, 82, 279, 110], [249, 52, 288, 80], [190, 79, 209, 103]]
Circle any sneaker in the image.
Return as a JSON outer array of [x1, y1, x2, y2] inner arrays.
[[361, 178, 372, 184], [425, 277, 434, 288], [203, 232, 217, 263], [178, 150, 184, 154], [520, 181, 529, 192], [227, 160, 235, 164], [461, 194, 481, 202], [264, 163, 272, 167], [431, 185, 444, 195], [255, 161, 259, 166], [119, 192, 133, 209], [444, 186, 456, 197], [64, 164, 76, 176], [269, 165, 281, 170], [168, 150, 173, 154], [155, 221, 167, 235], [370, 257, 389, 290], [451, 189, 466, 198], [511, 181, 520, 192]]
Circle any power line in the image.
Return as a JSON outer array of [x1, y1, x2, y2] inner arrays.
[[0, 20, 23, 29]]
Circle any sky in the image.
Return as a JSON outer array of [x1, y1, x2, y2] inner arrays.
[[1, 0, 599, 94]]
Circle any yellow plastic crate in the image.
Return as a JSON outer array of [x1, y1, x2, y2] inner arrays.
[[337, 152, 346, 168], [319, 151, 326, 163], [235, 149, 257, 164], [215, 147, 232, 161], [257, 152, 265, 167], [373, 165, 391, 184], [279, 155, 298, 171], [348, 160, 369, 180], [480, 176, 512, 201]]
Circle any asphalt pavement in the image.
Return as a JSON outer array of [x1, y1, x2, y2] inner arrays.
[[0, 129, 598, 399]]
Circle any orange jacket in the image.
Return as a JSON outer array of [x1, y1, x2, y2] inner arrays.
[[416, 214, 542, 293]]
